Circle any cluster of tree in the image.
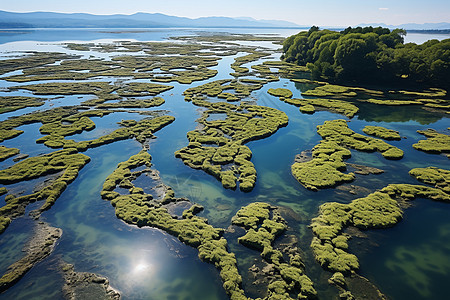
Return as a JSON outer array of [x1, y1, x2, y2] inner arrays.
[[282, 26, 450, 89]]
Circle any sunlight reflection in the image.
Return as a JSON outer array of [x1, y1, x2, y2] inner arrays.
[[133, 263, 151, 273]]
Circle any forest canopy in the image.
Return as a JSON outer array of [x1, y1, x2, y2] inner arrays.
[[282, 26, 450, 89]]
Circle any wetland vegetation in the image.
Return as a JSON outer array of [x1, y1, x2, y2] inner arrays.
[[0, 27, 448, 300]]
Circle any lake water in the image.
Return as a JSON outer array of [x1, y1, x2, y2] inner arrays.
[[0, 28, 448, 300]]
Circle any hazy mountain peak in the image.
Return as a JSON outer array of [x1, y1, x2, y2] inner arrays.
[[0, 10, 302, 28]]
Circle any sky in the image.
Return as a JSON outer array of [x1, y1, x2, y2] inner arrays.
[[1, 0, 450, 26]]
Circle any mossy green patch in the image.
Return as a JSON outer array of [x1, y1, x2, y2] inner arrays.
[[0, 146, 20, 162], [0, 148, 89, 184], [275, 94, 359, 118], [11, 81, 117, 97], [362, 126, 401, 140], [267, 88, 293, 99], [317, 120, 403, 159], [183, 79, 266, 102], [37, 115, 175, 150], [175, 102, 288, 192], [0, 149, 90, 231], [97, 97, 165, 109], [292, 120, 403, 191], [409, 167, 450, 193], [291, 141, 355, 191], [116, 83, 173, 97], [364, 98, 422, 106], [0, 129, 23, 143], [232, 203, 317, 299], [299, 104, 315, 113], [0, 222, 61, 292], [0, 52, 71, 75], [311, 169, 450, 278], [413, 129, 450, 157], [392, 88, 447, 98], [230, 52, 270, 76], [101, 151, 247, 300], [302, 84, 357, 97], [0, 96, 45, 114], [251, 60, 309, 81]]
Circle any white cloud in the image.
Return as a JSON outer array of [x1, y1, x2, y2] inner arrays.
[[379, 8, 389, 11]]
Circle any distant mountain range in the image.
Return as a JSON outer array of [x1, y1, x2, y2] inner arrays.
[[358, 22, 450, 30], [0, 11, 447, 31], [0, 10, 305, 29]]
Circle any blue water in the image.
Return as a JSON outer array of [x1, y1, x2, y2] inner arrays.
[[0, 28, 448, 300]]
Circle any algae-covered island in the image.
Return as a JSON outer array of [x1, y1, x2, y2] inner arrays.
[[0, 10, 449, 300]]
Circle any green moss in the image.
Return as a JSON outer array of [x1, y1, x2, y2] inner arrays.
[[393, 88, 447, 98], [231, 202, 271, 229], [291, 78, 328, 85], [317, 120, 403, 159], [116, 83, 173, 97], [36, 115, 174, 151], [175, 102, 287, 191], [292, 160, 354, 191], [0, 216, 11, 234], [277, 95, 358, 118], [217, 93, 239, 102], [0, 222, 62, 292], [310, 178, 450, 277], [0, 149, 89, 184], [302, 84, 357, 97], [349, 192, 403, 229], [381, 183, 450, 202], [4, 43, 223, 84], [183, 79, 266, 102], [250, 60, 309, 81], [364, 98, 422, 106], [423, 102, 450, 112], [291, 139, 354, 191], [299, 104, 315, 114], [11, 81, 117, 97], [0, 107, 85, 143], [311, 238, 359, 273], [0, 146, 20, 162], [362, 126, 401, 140], [413, 129, 450, 156], [0, 149, 90, 232], [97, 97, 165, 109], [232, 203, 317, 299], [101, 151, 247, 300], [230, 52, 270, 76], [409, 167, 450, 193], [0, 52, 70, 75], [267, 88, 293, 99], [0, 97, 45, 114], [328, 272, 346, 288], [0, 129, 23, 143]]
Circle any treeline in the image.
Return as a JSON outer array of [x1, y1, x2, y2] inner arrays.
[[282, 26, 450, 89]]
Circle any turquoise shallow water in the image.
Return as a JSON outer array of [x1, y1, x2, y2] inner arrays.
[[0, 29, 448, 299]]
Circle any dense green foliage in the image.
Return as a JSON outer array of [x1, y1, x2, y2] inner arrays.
[[283, 26, 450, 89]]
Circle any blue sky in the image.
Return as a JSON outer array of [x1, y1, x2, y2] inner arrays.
[[1, 0, 449, 26]]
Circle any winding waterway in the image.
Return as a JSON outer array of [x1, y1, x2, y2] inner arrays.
[[0, 28, 449, 299]]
